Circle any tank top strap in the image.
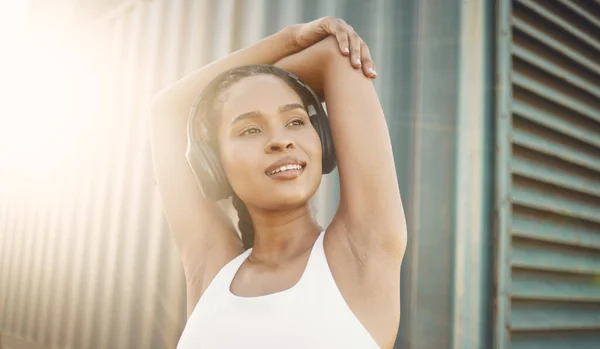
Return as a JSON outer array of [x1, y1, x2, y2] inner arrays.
[[298, 230, 335, 289], [204, 248, 253, 296]]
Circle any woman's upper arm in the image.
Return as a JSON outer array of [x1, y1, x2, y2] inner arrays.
[[275, 37, 406, 258], [321, 37, 406, 257], [148, 100, 243, 293]]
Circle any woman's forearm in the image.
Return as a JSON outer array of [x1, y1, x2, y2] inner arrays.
[[274, 37, 337, 99], [151, 26, 299, 117]]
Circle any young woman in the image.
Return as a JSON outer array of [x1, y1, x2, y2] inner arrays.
[[149, 17, 406, 349]]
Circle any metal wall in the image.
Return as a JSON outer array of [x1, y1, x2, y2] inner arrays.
[[0, 0, 493, 348], [1, 1, 187, 348], [494, 0, 600, 348]]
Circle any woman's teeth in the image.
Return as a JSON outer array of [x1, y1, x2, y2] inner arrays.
[[269, 164, 303, 175]]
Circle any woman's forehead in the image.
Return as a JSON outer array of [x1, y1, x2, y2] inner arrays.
[[219, 75, 303, 121]]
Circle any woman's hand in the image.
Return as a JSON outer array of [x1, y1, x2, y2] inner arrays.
[[290, 17, 377, 79]]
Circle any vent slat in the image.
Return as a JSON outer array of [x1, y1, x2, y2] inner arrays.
[[512, 128, 600, 174], [512, 206, 600, 250], [512, 100, 600, 150], [511, 176, 600, 224], [511, 238, 600, 276], [512, 45, 600, 100], [556, 0, 600, 30], [512, 17, 600, 76], [512, 269, 600, 302], [511, 299, 600, 331], [511, 150, 600, 198], [512, 73, 600, 124], [516, 0, 600, 53], [511, 331, 600, 349]]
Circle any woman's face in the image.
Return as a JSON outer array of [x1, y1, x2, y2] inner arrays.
[[216, 74, 323, 210]]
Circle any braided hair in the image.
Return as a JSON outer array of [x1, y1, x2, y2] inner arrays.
[[232, 194, 254, 249], [197, 65, 297, 249]]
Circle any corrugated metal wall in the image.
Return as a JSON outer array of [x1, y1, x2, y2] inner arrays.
[[2, 1, 187, 348], [494, 0, 600, 348], [1, 0, 493, 348]]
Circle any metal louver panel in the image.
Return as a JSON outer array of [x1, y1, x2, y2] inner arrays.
[[495, 0, 600, 348]]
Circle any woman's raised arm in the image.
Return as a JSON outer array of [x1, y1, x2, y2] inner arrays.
[[276, 36, 407, 261]]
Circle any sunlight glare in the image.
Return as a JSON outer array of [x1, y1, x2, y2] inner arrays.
[[0, 2, 104, 197]]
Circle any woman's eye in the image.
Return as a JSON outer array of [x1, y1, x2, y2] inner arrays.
[[241, 127, 261, 136], [287, 119, 305, 127]]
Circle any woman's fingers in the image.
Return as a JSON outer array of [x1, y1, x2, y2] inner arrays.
[[338, 20, 376, 78], [322, 17, 349, 55], [334, 31, 350, 56], [347, 30, 362, 69], [318, 16, 377, 78], [360, 42, 377, 78]]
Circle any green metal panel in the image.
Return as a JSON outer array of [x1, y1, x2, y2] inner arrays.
[[494, 0, 600, 348], [451, 0, 495, 348], [494, 0, 514, 347]]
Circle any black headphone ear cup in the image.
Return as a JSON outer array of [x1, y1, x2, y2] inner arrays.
[[300, 83, 337, 175], [185, 142, 212, 199], [200, 142, 233, 200], [186, 103, 233, 200], [309, 103, 337, 174], [187, 140, 232, 200], [318, 114, 337, 174]]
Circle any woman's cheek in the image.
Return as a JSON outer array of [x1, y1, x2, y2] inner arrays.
[[222, 139, 262, 177]]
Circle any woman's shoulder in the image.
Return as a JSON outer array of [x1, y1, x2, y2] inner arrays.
[[184, 241, 245, 318]]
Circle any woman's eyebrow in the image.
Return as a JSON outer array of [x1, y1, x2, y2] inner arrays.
[[230, 111, 261, 125], [279, 103, 306, 113], [230, 103, 306, 125]]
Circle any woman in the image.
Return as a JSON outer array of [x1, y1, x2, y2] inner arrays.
[[149, 17, 407, 349]]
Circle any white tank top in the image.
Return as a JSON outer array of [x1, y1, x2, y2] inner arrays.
[[176, 230, 380, 349]]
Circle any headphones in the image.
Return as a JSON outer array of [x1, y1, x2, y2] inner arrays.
[[185, 64, 337, 201]]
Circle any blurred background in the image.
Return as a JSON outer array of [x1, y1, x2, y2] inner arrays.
[[0, 0, 599, 348]]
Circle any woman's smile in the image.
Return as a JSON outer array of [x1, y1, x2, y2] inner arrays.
[[265, 156, 307, 180], [267, 165, 305, 180]]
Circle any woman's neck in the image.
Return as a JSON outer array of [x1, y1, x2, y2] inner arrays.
[[246, 204, 322, 264]]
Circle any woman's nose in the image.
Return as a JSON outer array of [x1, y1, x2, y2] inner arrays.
[[264, 135, 295, 153]]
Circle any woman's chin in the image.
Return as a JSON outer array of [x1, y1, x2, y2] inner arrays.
[[252, 189, 314, 211], [232, 175, 320, 210], [269, 193, 311, 210]]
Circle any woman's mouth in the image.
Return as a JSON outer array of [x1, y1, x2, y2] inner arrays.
[[267, 164, 305, 179], [265, 159, 306, 180]]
